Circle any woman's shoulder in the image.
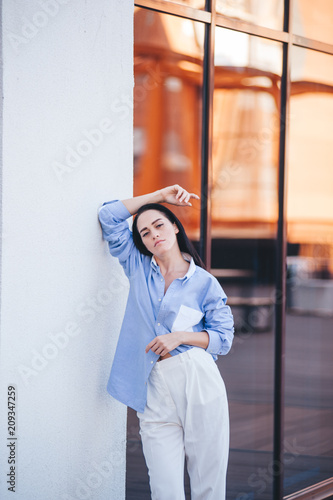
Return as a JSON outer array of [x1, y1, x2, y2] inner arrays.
[[194, 263, 227, 291], [194, 264, 221, 286], [194, 262, 213, 277], [127, 253, 155, 280]]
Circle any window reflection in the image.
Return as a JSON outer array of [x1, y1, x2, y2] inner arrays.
[[284, 47, 333, 496], [129, 12, 204, 496], [293, 0, 333, 45], [216, 0, 283, 31], [133, 7, 204, 240], [131, 4, 333, 499], [162, 0, 206, 9], [212, 28, 282, 499], [213, 30, 281, 240]]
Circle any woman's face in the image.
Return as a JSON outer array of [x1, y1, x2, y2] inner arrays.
[[136, 209, 179, 256]]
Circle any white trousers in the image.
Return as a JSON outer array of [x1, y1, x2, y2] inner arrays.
[[137, 347, 229, 500]]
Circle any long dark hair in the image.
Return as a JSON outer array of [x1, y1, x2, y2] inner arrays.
[[132, 203, 206, 269]]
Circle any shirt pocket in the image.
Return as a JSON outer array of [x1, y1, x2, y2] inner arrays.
[[171, 304, 204, 332]]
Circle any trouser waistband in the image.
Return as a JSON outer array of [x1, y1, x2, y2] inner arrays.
[[153, 347, 210, 372]]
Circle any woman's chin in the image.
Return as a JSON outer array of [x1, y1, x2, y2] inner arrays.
[[153, 246, 169, 257]]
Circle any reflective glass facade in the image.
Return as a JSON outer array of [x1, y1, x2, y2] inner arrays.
[[216, 0, 284, 31], [212, 31, 282, 500], [293, 0, 333, 45], [133, 8, 204, 240], [284, 47, 333, 496], [128, 2, 333, 499], [163, 0, 206, 9]]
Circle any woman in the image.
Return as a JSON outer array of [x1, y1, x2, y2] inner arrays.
[[98, 184, 234, 500]]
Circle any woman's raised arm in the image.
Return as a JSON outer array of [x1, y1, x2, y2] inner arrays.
[[121, 185, 200, 215]]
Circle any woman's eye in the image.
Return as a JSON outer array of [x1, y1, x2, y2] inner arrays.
[[142, 232, 148, 237], [156, 223, 163, 228]]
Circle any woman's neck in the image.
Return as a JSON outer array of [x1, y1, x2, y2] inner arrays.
[[154, 248, 189, 276]]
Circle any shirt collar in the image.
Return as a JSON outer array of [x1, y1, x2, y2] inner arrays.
[[151, 253, 196, 283]]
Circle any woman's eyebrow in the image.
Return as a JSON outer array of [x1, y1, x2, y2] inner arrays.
[[139, 218, 163, 234]]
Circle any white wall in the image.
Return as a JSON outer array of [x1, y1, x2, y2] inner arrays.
[[0, 1, 133, 499]]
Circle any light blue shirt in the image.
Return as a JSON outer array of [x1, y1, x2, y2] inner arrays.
[[98, 200, 234, 412]]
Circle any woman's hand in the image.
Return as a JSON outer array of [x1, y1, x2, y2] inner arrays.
[[146, 330, 210, 356], [159, 185, 200, 207], [145, 332, 183, 357]]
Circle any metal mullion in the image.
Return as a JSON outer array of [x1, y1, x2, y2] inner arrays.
[[134, 0, 211, 23], [215, 14, 290, 43], [199, 0, 215, 270], [273, 0, 291, 499], [283, 477, 333, 500], [292, 35, 333, 56], [215, 14, 333, 55]]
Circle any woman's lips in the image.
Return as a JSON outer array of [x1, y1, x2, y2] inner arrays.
[[154, 240, 165, 247]]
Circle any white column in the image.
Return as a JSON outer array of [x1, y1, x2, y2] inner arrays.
[[0, 1, 133, 499]]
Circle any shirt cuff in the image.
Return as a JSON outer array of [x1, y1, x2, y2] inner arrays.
[[205, 329, 228, 355]]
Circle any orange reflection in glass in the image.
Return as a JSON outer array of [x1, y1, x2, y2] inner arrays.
[[293, 0, 333, 45], [134, 8, 204, 240], [287, 47, 333, 276], [216, 0, 283, 31], [212, 30, 282, 239], [163, 0, 206, 9]]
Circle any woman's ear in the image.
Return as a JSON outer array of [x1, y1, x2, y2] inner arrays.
[[173, 223, 179, 234]]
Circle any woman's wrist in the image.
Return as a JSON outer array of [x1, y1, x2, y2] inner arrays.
[[177, 331, 186, 344], [121, 189, 164, 215], [177, 330, 209, 349], [152, 189, 165, 204]]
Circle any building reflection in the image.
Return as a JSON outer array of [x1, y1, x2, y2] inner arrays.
[[133, 6, 333, 291], [134, 7, 204, 238], [129, 6, 333, 499]]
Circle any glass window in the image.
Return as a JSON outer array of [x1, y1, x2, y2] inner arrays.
[[128, 9, 205, 498], [284, 47, 333, 496], [133, 7, 204, 241], [212, 27, 282, 499], [293, 0, 333, 45], [216, 0, 284, 31], [162, 0, 206, 10], [131, 4, 333, 499], [213, 29, 281, 238]]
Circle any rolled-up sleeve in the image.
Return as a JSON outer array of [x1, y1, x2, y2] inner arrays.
[[203, 279, 234, 355], [98, 200, 142, 277]]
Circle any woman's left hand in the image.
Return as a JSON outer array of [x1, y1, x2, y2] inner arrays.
[[145, 332, 183, 357]]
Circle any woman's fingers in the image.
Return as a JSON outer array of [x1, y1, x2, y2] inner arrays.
[[146, 332, 182, 356], [145, 339, 154, 353], [145, 338, 160, 353], [146, 337, 169, 355], [175, 185, 184, 201], [161, 185, 200, 206], [175, 187, 199, 205], [179, 191, 186, 203], [180, 192, 199, 205]]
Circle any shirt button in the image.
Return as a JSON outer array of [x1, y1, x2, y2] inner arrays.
[[158, 298, 161, 302], [151, 361, 153, 364], [160, 278, 163, 282], [157, 323, 160, 326]]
